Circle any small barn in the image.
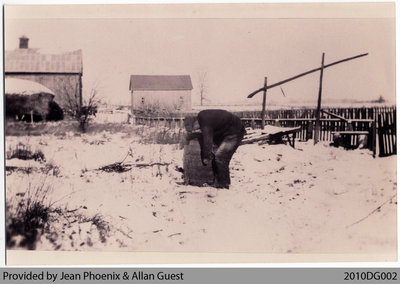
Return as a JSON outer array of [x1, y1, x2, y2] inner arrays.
[[129, 75, 193, 113], [5, 36, 83, 110]]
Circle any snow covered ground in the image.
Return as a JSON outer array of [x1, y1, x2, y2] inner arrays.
[[5, 124, 397, 261]]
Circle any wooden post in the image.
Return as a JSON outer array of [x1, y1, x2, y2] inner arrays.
[[261, 77, 267, 129], [314, 53, 325, 145], [371, 119, 377, 158]]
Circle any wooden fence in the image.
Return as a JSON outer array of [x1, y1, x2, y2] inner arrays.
[[240, 117, 373, 142], [130, 106, 396, 156], [377, 109, 396, 157], [232, 106, 395, 120], [133, 116, 185, 128], [96, 110, 131, 124]]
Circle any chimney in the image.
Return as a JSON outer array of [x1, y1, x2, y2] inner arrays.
[[19, 36, 29, 49]]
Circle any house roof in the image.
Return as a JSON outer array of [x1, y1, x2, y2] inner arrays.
[[130, 75, 193, 91], [5, 48, 83, 74], [5, 78, 55, 96]]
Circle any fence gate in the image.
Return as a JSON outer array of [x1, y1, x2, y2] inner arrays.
[[377, 111, 396, 157]]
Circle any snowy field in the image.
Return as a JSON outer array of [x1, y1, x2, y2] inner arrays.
[[5, 122, 397, 261]]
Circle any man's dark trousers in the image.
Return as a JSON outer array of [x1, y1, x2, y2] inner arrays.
[[212, 132, 244, 188]]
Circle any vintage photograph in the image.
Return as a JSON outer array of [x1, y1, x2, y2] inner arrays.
[[3, 3, 397, 263]]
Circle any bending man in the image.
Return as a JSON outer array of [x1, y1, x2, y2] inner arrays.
[[185, 109, 245, 189]]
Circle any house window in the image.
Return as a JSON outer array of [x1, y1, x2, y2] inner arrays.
[[141, 97, 145, 104]]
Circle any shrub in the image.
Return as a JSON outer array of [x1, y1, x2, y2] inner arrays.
[[62, 87, 99, 132]]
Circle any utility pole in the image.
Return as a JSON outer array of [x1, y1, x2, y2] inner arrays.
[[261, 77, 267, 129], [314, 53, 325, 145]]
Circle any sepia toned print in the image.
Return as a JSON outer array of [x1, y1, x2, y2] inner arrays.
[[3, 3, 396, 264]]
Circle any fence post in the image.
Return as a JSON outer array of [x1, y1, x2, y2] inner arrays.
[[261, 77, 267, 129], [371, 120, 377, 158], [251, 118, 255, 129], [314, 53, 325, 145], [378, 114, 384, 157], [306, 120, 313, 141]]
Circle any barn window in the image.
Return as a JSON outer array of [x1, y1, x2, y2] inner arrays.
[[179, 96, 184, 106]]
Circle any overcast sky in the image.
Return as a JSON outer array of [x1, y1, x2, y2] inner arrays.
[[5, 8, 396, 106]]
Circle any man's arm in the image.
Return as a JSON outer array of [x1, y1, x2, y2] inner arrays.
[[186, 131, 202, 144], [201, 126, 214, 165]]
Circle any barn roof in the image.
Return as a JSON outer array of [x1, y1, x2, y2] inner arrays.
[[5, 78, 55, 96], [5, 48, 83, 74], [130, 75, 193, 91]]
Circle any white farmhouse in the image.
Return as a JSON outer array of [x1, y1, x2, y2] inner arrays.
[[129, 75, 193, 113]]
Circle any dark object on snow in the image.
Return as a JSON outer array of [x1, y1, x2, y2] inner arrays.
[[10, 148, 45, 162], [331, 131, 369, 150], [5, 78, 64, 122], [99, 162, 132, 173], [5, 93, 55, 122], [46, 101, 64, 121], [184, 109, 245, 189], [7, 99, 64, 122], [98, 161, 171, 173], [175, 166, 184, 173]]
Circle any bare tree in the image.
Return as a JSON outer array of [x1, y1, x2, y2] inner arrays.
[[78, 88, 100, 132], [198, 71, 210, 106], [60, 77, 100, 132]]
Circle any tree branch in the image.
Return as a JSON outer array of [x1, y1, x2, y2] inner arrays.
[[346, 193, 397, 228]]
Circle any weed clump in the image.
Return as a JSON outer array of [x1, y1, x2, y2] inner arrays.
[[7, 143, 45, 162], [6, 183, 52, 250], [6, 180, 111, 250], [82, 214, 110, 244]]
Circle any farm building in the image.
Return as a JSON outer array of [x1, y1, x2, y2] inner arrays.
[[129, 75, 193, 113], [5, 36, 83, 110]]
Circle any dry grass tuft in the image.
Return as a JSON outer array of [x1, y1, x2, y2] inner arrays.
[[6, 178, 111, 250], [6, 181, 53, 249], [7, 142, 45, 162]]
